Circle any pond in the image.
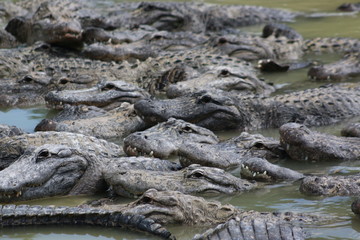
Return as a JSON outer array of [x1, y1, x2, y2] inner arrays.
[[1, 0, 360, 239]]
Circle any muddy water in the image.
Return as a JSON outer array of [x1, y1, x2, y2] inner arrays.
[[1, 0, 360, 239]]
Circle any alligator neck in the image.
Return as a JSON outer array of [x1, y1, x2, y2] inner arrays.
[[0, 204, 173, 239]]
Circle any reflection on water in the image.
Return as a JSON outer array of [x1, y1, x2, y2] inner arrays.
[[0, 0, 360, 239]]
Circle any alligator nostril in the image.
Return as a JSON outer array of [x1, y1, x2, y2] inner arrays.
[[218, 37, 227, 44]]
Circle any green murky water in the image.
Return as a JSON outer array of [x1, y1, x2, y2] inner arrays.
[[1, 0, 360, 239]]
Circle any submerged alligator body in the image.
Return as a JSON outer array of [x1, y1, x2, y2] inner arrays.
[[279, 123, 360, 161], [135, 84, 360, 131], [300, 174, 360, 196], [0, 143, 180, 202], [104, 164, 256, 198], [0, 204, 174, 239]]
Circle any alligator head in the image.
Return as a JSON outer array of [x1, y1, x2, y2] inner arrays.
[[308, 53, 360, 81], [240, 157, 304, 182], [45, 81, 150, 109], [166, 65, 275, 98], [123, 118, 219, 158], [341, 122, 360, 137], [121, 189, 238, 225], [134, 91, 243, 130], [279, 122, 360, 161], [104, 164, 256, 198], [178, 132, 285, 169], [300, 174, 360, 196], [0, 144, 104, 202]]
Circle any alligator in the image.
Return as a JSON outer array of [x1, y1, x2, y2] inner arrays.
[[35, 103, 147, 140], [337, 2, 360, 12], [192, 217, 308, 240], [308, 52, 360, 81], [0, 144, 181, 202], [0, 124, 26, 138], [352, 197, 360, 215], [103, 164, 257, 198], [0, 131, 123, 170], [300, 174, 360, 196], [93, 189, 323, 227], [45, 80, 151, 109], [43, 48, 270, 100], [341, 122, 360, 137], [124, 118, 219, 159], [0, 204, 174, 239], [134, 83, 360, 131], [177, 132, 286, 169], [279, 122, 360, 162], [239, 158, 305, 182]]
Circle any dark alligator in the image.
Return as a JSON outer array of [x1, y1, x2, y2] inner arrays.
[[36, 103, 147, 140], [337, 2, 360, 12], [124, 118, 219, 159], [134, 83, 360, 131], [120, 2, 300, 33], [178, 133, 285, 169], [104, 164, 257, 198], [308, 52, 360, 81], [0, 131, 123, 169], [0, 144, 181, 202], [341, 122, 360, 137], [193, 217, 308, 240], [0, 204, 174, 239], [279, 122, 360, 161], [300, 174, 360, 196], [45, 80, 150, 109]]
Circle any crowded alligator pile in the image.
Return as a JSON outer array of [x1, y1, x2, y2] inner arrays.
[[0, 0, 360, 239]]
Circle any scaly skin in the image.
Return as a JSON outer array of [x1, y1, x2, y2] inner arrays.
[[104, 164, 257, 198], [308, 53, 360, 81], [300, 174, 360, 196], [279, 123, 360, 161], [36, 103, 147, 140], [92, 189, 325, 228], [0, 144, 181, 202], [0, 124, 26, 138], [124, 118, 219, 159], [134, 83, 360, 131], [0, 204, 174, 239], [0, 131, 123, 170], [192, 217, 307, 240], [178, 132, 284, 169]]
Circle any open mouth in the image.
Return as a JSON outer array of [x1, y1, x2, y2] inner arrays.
[[240, 163, 271, 181]]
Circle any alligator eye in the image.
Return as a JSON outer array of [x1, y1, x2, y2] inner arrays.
[[218, 38, 227, 44], [190, 171, 204, 178], [36, 149, 51, 162], [59, 78, 69, 85], [219, 69, 230, 77], [101, 83, 115, 91], [253, 142, 265, 148], [182, 126, 193, 133], [198, 95, 212, 103], [152, 35, 164, 40], [21, 76, 34, 83], [141, 196, 152, 204]]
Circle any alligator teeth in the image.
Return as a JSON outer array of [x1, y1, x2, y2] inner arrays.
[[245, 166, 249, 169], [253, 172, 256, 177], [149, 151, 154, 157], [263, 171, 267, 175], [241, 164, 244, 168]]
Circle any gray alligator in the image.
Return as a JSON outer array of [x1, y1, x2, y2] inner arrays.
[[124, 118, 219, 159], [35, 103, 146, 140], [0, 143, 181, 202], [0, 131, 123, 169], [103, 164, 257, 198], [279, 122, 360, 161], [0, 124, 26, 138], [0, 204, 174, 239], [300, 174, 360, 196], [134, 83, 360, 131], [341, 122, 360, 137], [193, 217, 307, 240]]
